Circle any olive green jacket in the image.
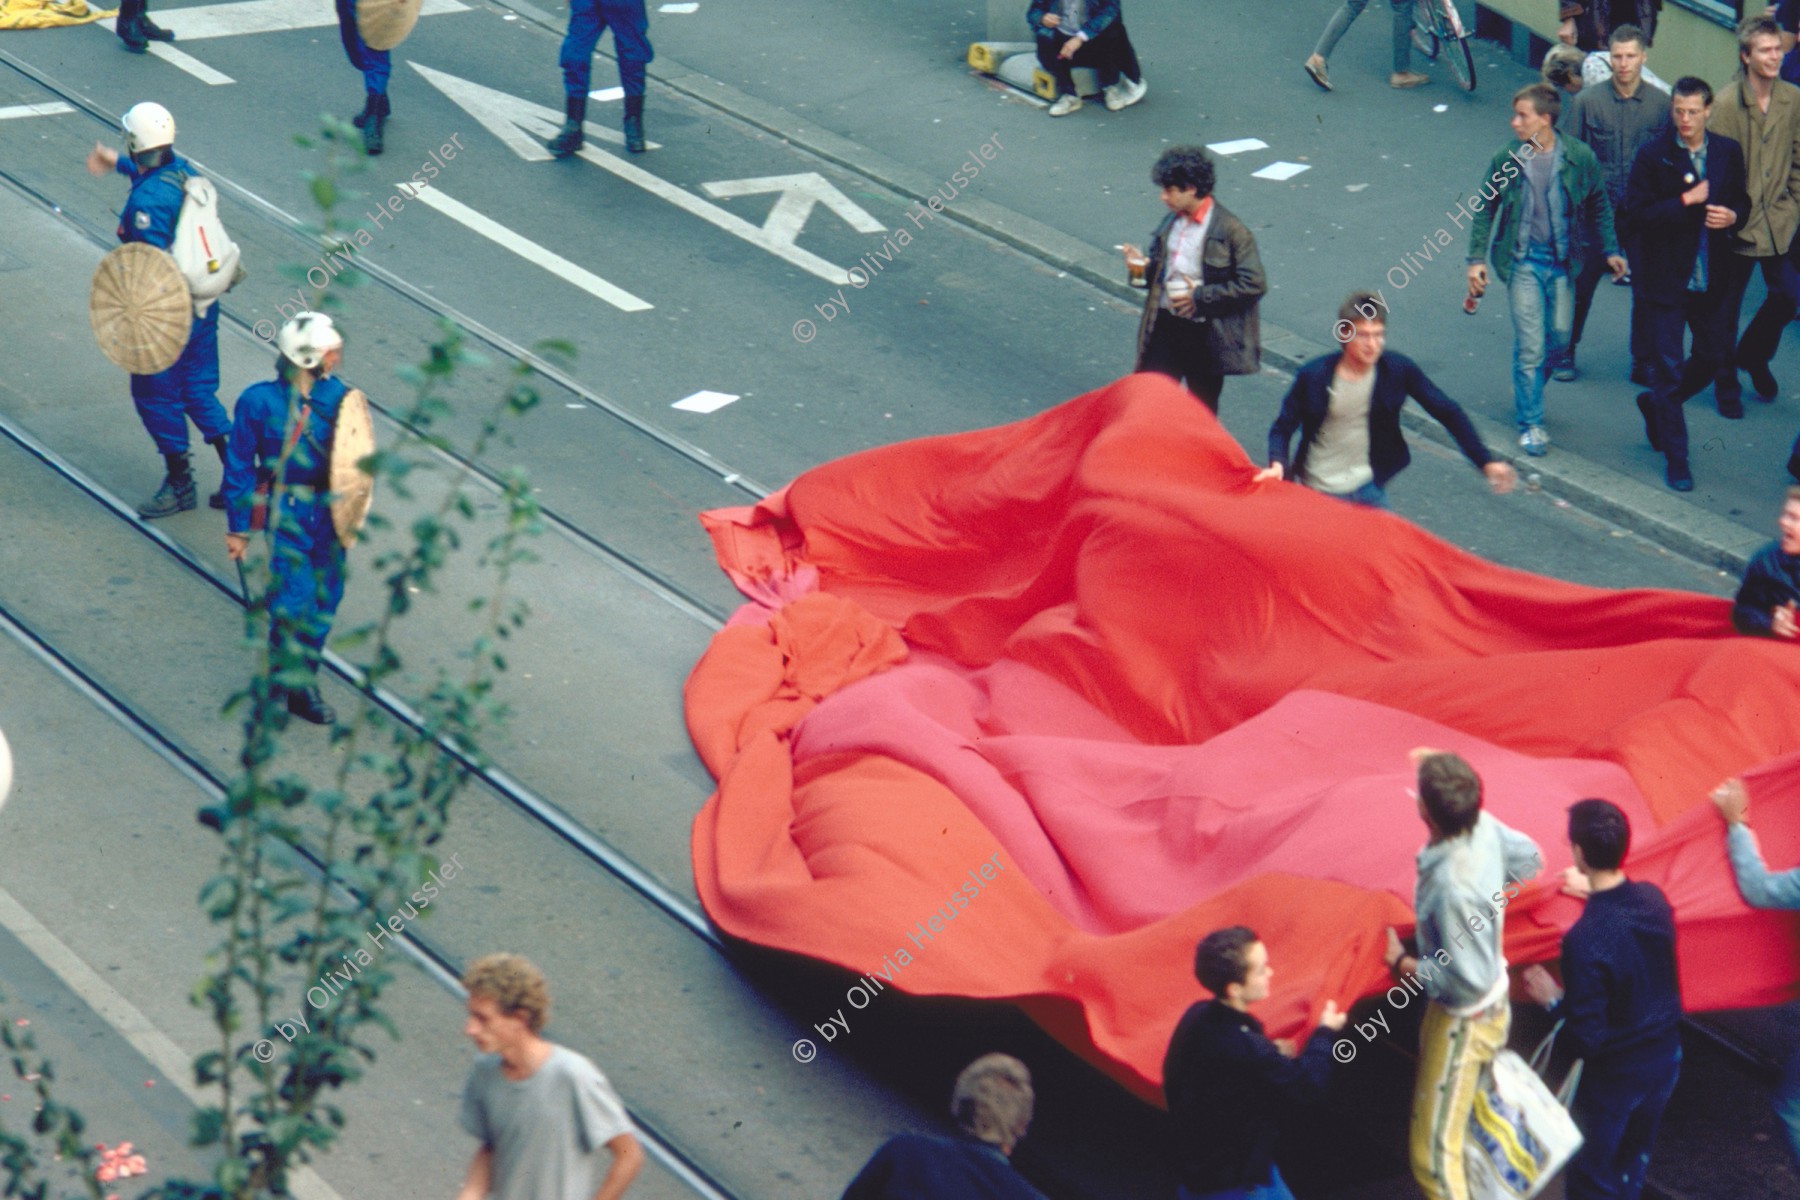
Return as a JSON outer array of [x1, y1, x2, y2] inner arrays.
[[1466, 134, 1617, 285], [1707, 77, 1800, 259]]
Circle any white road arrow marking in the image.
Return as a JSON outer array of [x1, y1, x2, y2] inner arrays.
[[412, 63, 655, 158], [412, 63, 861, 285], [0, 102, 74, 120], [406, 186, 652, 312], [701, 174, 884, 251]]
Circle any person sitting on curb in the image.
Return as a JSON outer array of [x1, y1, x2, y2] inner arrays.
[[1257, 292, 1515, 509], [1029, 0, 1147, 117]]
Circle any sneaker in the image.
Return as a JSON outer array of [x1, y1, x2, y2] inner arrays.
[[1104, 76, 1147, 112], [137, 474, 196, 518], [1304, 54, 1332, 91], [1552, 360, 1578, 383], [1390, 71, 1430, 89], [1665, 462, 1694, 492], [1047, 94, 1083, 117], [1518, 426, 1549, 457]]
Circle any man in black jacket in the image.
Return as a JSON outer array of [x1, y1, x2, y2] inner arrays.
[[1163, 927, 1347, 1200], [1256, 293, 1516, 507], [1623, 76, 1749, 491], [1524, 800, 1682, 1200]]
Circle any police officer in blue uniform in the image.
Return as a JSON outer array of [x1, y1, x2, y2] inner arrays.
[[221, 313, 350, 726], [547, 0, 652, 158], [86, 102, 233, 519], [337, 0, 392, 155]]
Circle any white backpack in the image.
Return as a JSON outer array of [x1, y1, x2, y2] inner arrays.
[[169, 172, 243, 314]]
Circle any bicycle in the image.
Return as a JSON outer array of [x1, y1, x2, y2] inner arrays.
[[1412, 0, 1476, 93]]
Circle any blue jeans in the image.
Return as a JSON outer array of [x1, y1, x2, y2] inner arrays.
[[129, 302, 227, 455], [1178, 1166, 1294, 1200], [560, 0, 653, 98], [1508, 246, 1573, 432], [1335, 480, 1388, 509], [334, 0, 390, 93], [1565, 1041, 1681, 1200]]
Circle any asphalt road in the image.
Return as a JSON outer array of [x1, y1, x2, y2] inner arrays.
[[0, 1, 1796, 1198]]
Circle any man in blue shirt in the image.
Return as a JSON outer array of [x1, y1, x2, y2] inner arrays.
[[1524, 799, 1682, 1200], [221, 313, 352, 726], [1711, 775, 1800, 1171], [1732, 486, 1800, 639], [841, 1053, 1046, 1199], [85, 102, 232, 519]]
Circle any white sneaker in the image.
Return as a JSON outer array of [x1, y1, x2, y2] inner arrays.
[[1518, 426, 1550, 457], [1047, 94, 1083, 117], [1105, 76, 1147, 112]]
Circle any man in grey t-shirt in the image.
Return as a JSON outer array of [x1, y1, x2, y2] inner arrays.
[[455, 954, 643, 1200]]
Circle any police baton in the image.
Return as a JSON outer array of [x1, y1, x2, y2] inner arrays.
[[234, 559, 250, 608]]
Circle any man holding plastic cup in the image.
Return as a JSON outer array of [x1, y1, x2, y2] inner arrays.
[[1121, 146, 1265, 413]]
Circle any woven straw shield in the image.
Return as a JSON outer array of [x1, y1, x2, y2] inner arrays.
[[357, 0, 420, 51], [89, 243, 192, 375], [330, 387, 376, 548]]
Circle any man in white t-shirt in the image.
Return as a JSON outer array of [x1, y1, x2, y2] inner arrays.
[[455, 954, 644, 1200], [1258, 293, 1515, 507]]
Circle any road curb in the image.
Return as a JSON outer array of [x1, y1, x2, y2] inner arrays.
[[491, 10, 1770, 576]]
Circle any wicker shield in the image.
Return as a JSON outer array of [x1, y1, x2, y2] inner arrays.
[[330, 388, 376, 548], [89, 243, 192, 375], [356, 0, 420, 51]]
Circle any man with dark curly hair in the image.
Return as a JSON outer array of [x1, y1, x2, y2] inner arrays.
[[1121, 147, 1265, 414], [455, 954, 644, 1200]]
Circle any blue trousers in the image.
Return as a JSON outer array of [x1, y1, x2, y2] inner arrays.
[[1565, 1042, 1681, 1200], [1508, 246, 1573, 432], [560, 0, 652, 98], [130, 302, 228, 455], [335, 0, 391, 94], [269, 496, 346, 678]]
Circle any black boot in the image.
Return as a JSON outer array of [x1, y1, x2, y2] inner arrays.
[[547, 94, 586, 159], [139, 453, 197, 519], [206, 435, 229, 509], [138, 8, 175, 40], [362, 93, 389, 156], [352, 90, 378, 130], [623, 93, 645, 154], [285, 685, 336, 726], [116, 0, 148, 52]]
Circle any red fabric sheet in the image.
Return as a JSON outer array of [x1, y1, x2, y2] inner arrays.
[[686, 374, 1800, 1101]]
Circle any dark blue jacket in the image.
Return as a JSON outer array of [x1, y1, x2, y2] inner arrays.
[[1623, 128, 1748, 305], [1557, 881, 1682, 1065], [1027, 0, 1119, 40], [114, 153, 196, 250], [840, 1133, 1045, 1200], [222, 376, 348, 534], [1267, 351, 1494, 490], [1163, 1000, 1334, 1194], [1732, 540, 1800, 637]]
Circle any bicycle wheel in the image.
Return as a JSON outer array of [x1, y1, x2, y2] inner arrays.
[[1412, 0, 1441, 59], [1446, 33, 1476, 92]]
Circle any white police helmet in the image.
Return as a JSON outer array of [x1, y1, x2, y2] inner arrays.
[[277, 312, 344, 371], [121, 102, 176, 154]]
